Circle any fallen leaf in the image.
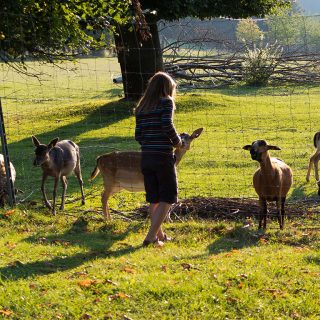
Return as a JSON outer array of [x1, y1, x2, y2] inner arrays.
[[104, 279, 118, 286], [80, 314, 91, 319], [5, 242, 17, 250], [123, 267, 136, 274], [0, 309, 14, 316], [4, 210, 15, 216], [108, 292, 131, 301], [29, 283, 37, 290], [77, 279, 96, 288]]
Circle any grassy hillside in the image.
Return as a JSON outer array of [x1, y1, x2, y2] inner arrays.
[[0, 58, 319, 319]]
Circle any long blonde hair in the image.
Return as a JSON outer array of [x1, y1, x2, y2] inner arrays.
[[135, 71, 176, 114]]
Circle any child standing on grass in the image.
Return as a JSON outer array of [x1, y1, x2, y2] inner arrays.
[[135, 71, 182, 247]]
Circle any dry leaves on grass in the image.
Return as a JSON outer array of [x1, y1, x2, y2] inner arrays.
[[3, 210, 15, 217], [108, 292, 131, 301], [0, 309, 14, 316], [77, 279, 97, 288], [123, 267, 136, 274], [181, 263, 200, 271]]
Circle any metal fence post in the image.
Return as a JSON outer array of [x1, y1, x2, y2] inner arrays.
[[0, 98, 16, 206]]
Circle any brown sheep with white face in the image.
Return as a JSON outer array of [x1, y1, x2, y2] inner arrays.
[[243, 140, 293, 230]]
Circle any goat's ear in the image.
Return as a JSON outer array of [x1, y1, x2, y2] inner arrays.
[[243, 145, 251, 150], [191, 127, 204, 139], [32, 135, 40, 147], [267, 145, 281, 151], [48, 137, 59, 149]]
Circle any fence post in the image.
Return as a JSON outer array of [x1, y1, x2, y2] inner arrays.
[[0, 98, 16, 206]]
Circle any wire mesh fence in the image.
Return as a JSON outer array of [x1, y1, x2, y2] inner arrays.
[[1, 15, 320, 220]]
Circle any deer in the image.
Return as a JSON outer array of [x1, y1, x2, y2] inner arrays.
[[90, 128, 203, 220], [32, 136, 85, 214], [0, 154, 16, 206], [243, 140, 293, 230], [306, 131, 320, 195]]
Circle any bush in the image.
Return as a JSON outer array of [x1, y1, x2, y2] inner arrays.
[[242, 43, 282, 86]]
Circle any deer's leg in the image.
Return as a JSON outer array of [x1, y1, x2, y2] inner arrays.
[[74, 161, 85, 205], [314, 153, 320, 181], [60, 176, 67, 211], [306, 151, 320, 182], [280, 197, 286, 230], [52, 176, 59, 215], [41, 173, 52, 209], [101, 188, 112, 221], [258, 197, 267, 230]]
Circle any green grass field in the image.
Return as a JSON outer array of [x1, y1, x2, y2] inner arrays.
[[0, 58, 319, 319]]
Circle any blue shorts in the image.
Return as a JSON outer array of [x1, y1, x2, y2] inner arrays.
[[141, 152, 178, 204]]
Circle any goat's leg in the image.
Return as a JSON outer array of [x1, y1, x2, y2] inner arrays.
[[60, 176, 67, 211], [74, 162, 85, 205], [41, 174, 52, 209], [52, 176, 59, 215], [280, 197, 286, 230], [258, 198, 267, 230]]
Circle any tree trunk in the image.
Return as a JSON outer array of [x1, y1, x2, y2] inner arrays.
[[114, 18, 163, 100]]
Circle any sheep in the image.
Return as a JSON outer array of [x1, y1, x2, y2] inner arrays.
[[0, 154, 16, 206], [306, 131, 320, 195], [243, 140, 293, 230]]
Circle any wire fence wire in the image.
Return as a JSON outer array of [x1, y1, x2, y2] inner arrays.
[[1, 15, 320, 220]]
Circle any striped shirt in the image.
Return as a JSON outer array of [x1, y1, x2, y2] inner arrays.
[[135, 98, 181, 154]]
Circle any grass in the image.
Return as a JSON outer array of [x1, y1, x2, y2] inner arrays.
[[0, 58, 320, 319]]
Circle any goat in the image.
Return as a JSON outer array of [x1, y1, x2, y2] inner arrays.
[[306, 131, 320, 195], [0, 154, 16, 206], [32, 136, 85, 214], [243, 140, 293, 230], [90, 128, 203, 220]]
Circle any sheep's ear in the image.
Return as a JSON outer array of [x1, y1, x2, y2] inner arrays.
[[48, 137, 59, 149], [243, 145, 251, 150], [267, 145, 281, 150], [190, 127, 204, 139], [32, 135, 40, 147]]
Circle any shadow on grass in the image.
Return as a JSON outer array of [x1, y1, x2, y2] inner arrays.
[[207, 226, 260, 255], [0, 217, 144, 280], [305, 255, 320, 265]]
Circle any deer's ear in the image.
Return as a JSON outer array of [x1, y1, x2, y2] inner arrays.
[[267, 145, 281, 151], [32, 135, 40, 147], [191, 127, 204, 139], [243, 145, 252, 150], [48, 137, 59, 149]]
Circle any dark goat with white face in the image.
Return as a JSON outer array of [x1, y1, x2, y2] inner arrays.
[[243, 140, 293, 230], [32, 136, 85, 214]]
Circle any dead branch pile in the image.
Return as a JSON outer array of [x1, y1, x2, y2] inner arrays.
[[164, 54, 320, 87], [135, 197, 320, 221]]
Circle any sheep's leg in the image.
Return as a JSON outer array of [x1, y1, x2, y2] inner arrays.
[[280, 197, 286, 230], [276, 197, 282, 230], [60, 176, 67, 211], [259, 198, 267, 230]]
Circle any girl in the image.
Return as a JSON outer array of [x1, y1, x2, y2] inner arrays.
[[135, 71, 182, 247]]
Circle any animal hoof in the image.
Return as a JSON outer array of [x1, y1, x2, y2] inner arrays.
[[59, 205, 64, 211], [81, 200, 85, 205]]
